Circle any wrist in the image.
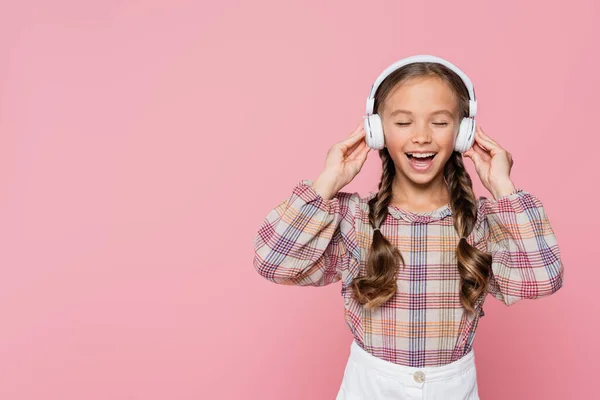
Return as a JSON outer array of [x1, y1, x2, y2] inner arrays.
[[313, 170, 342, 200], [491, 179, 517, 200]]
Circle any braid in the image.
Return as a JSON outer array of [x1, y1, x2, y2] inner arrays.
[[444, 152, 493, 315], [350, 150, 405, 309], [370, 150, 395, 229]]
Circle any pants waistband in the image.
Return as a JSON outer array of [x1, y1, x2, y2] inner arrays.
[[349, 340, 476, 384]]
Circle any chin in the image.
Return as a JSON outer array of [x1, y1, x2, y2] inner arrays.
[[401, 158, 442, 182], [407, 173, 439, 186]]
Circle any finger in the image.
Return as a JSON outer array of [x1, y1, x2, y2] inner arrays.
[[473, 133, 492, 153], [463, 147, 484, 167], [341, 127, 365, 147], [347, 136, 367, 157], [476, 134, 505, 158], [464, 144, 484, 161], [478, 125, 499, 144], [475, 126, 494, 146], [473, 141, 491, 161], [341, 122, 363, 145], [355, 142, 371, 162], [476, 126, 504, 152], [468, 140, 491, 162], [361, 147, 371, 162], [463, 147, 475, 159], [343, 137, 366, 160], [349, 120, 364, 137]]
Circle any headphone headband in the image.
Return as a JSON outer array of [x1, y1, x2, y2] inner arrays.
[[365, 54, 477, 118]]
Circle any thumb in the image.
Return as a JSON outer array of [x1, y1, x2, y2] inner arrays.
[[359, 146, 371, 163], [463, 148, 481, 165]]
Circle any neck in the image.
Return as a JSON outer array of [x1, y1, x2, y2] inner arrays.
[[390, 172, 450, 212]]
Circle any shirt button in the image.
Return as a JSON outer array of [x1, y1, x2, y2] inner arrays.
[[413, 371, 425, 383]]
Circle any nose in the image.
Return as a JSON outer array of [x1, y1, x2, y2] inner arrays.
[[411, 126, 432, 144]]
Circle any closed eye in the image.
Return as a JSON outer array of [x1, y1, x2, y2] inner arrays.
[[396, 122, 449, 126]]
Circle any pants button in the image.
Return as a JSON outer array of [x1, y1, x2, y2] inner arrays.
[[413, 370, 425, 383]]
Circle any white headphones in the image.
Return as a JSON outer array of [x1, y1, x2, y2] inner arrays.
[[364, 54, 477, 153]]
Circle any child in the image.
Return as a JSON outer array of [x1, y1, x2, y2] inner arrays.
[[253, 55, 564, 399]]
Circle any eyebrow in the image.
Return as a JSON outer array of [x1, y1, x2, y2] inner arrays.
[[390, 109, 453, 117]]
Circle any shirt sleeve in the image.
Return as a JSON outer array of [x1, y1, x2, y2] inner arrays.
[[253, 179, 360, 287], [478, 189, 564, 306]]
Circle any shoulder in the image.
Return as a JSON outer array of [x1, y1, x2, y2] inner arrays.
[[296, 179, 365, 218], [333, 187, 374, 220], [476, 189, 538, 220], [472, 189, 536, 243]]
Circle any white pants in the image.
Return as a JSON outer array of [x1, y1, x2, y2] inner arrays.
[[336, 340, 479, 400]]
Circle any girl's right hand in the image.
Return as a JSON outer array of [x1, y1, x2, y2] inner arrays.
[[319, 120, 371, 192]]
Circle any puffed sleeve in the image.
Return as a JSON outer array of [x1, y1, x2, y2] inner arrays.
[[477, 189, 564, 306], [253, 179, 360, 287]]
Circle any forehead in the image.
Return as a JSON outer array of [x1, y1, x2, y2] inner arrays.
[[382, 76, 458, 114]]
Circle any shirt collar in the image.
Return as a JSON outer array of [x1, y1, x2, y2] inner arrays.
[[365, 192, 453, 223]]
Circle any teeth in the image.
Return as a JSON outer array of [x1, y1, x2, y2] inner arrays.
[[408, 152, 436, 158]]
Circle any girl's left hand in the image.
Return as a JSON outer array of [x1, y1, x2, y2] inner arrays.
[[462, 124, 516, 199]]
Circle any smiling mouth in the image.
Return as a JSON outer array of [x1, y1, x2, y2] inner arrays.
[[405, 152, 437, 161], [404, 152, 438, 172]]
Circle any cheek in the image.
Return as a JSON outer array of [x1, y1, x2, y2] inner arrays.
[[383, 129, 406, 148], [385, 133, 403, 146], [437, 130, 456, 149]]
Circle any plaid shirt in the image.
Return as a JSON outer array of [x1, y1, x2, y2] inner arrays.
[[253, 179, 564, 367]]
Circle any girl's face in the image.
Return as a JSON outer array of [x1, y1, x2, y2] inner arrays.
[[380, 76, 461, 186]]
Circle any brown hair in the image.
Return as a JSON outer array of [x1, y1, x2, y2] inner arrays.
[[350, 62, 492, 317]]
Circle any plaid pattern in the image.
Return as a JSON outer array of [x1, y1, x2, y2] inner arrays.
[[253, 179, 564, 367]]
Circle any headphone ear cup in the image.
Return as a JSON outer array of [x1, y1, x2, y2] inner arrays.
[[454, 118, 476, 153], [365, 114, 385, 150]]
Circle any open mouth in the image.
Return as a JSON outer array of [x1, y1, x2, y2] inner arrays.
[[405, 152, 437, 171], [405, 152, 437, 161]]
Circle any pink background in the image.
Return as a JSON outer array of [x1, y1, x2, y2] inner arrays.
[[0, 0, 596, 399]]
